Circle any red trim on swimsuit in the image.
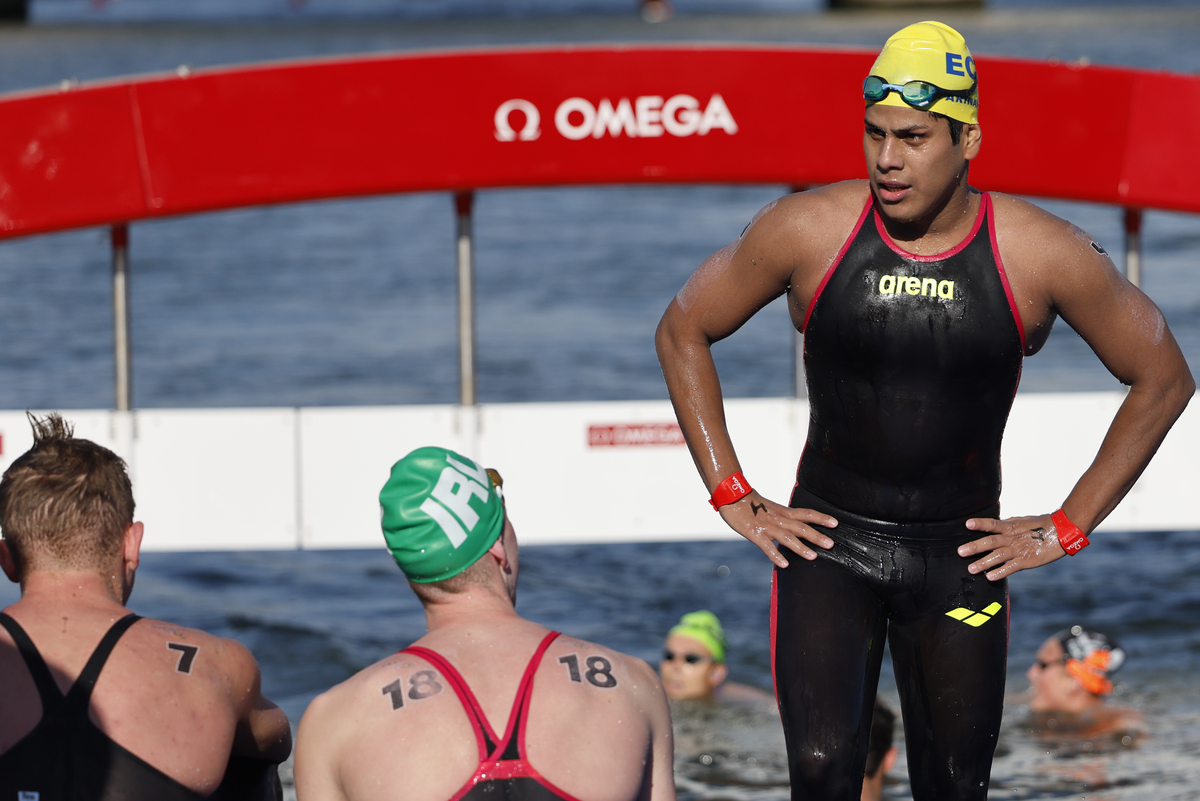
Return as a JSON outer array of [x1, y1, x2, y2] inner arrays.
[[802, 197, 873, 333], [806, 192, 1026, 374], [770, 571, 779, 708], [984, 193, 1028, 355], [402, 631, 586, 801], [872, 195, 986, 263]]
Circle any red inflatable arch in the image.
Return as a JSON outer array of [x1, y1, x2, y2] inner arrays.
[[0, 45, 1194, 406]]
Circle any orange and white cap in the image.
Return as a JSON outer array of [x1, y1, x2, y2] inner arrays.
[[1056, 626, 1126, 696]]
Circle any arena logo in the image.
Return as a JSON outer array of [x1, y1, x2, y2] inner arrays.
[[494, 94, 737, 142], [878, 274, 956, 300]]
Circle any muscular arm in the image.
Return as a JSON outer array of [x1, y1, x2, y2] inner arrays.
[[962, 208, 1194, 578], [655, 192, 840, 566], [1052, 244, 1194, 530], [227, 640, 293, 765]]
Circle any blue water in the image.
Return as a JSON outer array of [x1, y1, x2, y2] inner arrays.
[[23, 0, 1200, 24], [1, 6, 1199, 800]]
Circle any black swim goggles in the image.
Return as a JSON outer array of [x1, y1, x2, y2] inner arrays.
[[863, 75, 977, 111]]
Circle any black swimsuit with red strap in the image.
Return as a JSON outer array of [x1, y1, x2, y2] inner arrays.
[[773, 193, 1024, 801], [402, 631, 584, 801]]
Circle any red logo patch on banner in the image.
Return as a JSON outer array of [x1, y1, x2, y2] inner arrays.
[[588, 423, 683, 447]]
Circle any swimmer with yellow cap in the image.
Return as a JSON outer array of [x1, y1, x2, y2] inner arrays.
[[863, 20, 979, 125], [660, 611, 772, 704], [860, 20, 983, 225], [657, 15, 1192, 801]]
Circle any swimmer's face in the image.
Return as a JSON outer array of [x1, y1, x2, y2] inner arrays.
[[660, 634, 727, 701], [1026, 637, 1085, 712], [863, 104, 980, 226]]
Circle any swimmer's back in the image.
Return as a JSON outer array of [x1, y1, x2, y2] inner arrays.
[[296, 621, 671, 801], [0, 603, 278, 797]]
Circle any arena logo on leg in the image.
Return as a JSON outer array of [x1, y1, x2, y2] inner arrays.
[[945, 601, 1003, 627]]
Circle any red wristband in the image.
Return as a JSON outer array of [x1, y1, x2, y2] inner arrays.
[[1052, 509, 1089, 555], [709, 472, 752, 510]]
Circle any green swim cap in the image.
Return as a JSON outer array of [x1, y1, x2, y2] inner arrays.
[[379, 446, 505, 583], [669, 610, 726, 663], [868, 21, 979, 124]]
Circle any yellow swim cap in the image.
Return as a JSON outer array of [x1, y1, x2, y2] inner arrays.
[[867, 21, 978, 124], [668, 610, 726, 663]]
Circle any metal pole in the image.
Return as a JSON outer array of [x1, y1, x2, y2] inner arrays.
[[455, 191, 476, 407], [112, 223, 133, 412], [1123, 207, 1143, 289]]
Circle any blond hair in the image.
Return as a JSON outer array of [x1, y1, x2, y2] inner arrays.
[[0, 413, 134, 576]]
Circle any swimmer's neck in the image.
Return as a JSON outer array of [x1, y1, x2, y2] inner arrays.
[[10, 568, 131, 611], [875, 182, 979, 249], [421, 586, 523, 634]]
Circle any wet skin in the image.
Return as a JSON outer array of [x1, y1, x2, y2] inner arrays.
[[1026, 638, 1081, 713], [656, 101, 1193, 578], [863, 103, 980, 236]]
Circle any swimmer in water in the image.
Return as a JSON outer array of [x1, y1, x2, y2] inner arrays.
[[295, 447, 676, 801], [1023, 627, 1144, 743], [656, 18, 1193, 801], [861, 699, 898, 801], [660, 610, 772, 704]]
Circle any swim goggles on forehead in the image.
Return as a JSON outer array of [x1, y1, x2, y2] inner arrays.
[[862, 75, 977, 111]]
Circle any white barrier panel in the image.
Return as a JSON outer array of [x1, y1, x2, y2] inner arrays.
[[998, 392, 1120, 522], [298, 404, 466, 549], [477, 398, 802, 545], [0, 391, 1192, 551], [133, 409, 299, 551]]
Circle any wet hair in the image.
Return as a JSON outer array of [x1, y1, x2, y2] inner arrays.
[[0, 413, 134, 577], [865, 698, 896, 777], [931, 112, 964, 146]]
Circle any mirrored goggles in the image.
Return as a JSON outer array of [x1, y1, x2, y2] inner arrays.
[[863, 75, 976, 111], [663, 649, 709, 665]]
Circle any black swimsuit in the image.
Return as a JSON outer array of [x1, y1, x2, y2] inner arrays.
[[0, 612, 201, 801], [773, 193, 1023, 801]]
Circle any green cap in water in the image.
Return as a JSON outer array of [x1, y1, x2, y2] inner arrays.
[[669, 610, 727, 663]]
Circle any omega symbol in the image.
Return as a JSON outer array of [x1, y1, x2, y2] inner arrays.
[[494, 99, 541, 142]]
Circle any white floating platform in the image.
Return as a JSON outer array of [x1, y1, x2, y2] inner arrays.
[[0, 391, 1194, 551]]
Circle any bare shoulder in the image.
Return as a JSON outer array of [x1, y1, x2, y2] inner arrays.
[[990, 192, 1114, 272], [720, 180, 872, 309], [302, 648, 458, 724], [547, 635, 665, 702], [135, 617, 258, 682], [296, 654, 408, 733], [294, 655, 414, 762], [742, 180, 869, 251]]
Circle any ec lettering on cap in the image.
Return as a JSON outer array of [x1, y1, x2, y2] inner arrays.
[[945, 53, 977, 80]]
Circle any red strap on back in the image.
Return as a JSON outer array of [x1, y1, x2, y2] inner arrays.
[[401, 643, 496, 759], [400, 630, 562, 761]]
